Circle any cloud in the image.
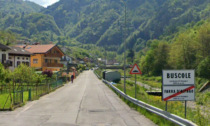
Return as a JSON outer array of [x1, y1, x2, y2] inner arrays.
[[28, 0, 59, 7]]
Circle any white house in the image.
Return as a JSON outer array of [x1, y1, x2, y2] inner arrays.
[[8, 46, 31, 71], [60, 55, 72, 67]]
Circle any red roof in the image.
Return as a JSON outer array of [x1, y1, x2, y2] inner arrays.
[[16, 44, 56, 54]]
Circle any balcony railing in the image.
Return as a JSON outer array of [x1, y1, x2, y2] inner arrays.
[[44, 54, 61, 58], [43, 63, 63, 67]]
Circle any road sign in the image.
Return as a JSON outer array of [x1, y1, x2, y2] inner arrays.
[[162, 70, 195, 85], [162, 70, 195, 101], [130, 64, 142, 74], [163, 85, 195, 101]]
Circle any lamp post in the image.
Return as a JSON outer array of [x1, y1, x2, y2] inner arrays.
[[121, 0, 127, 94]]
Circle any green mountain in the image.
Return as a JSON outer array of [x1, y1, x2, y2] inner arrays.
[[42, 0, 209, 52], [0, 0, 209, 51], [0, 0, 43, 14], [0, 0, 61, 42]]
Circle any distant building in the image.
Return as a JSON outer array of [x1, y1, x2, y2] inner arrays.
[[60, 55, 72, 67], [17, 44, 65, 71], [8, 46, 31, 71], [0, 43, 10, 67]]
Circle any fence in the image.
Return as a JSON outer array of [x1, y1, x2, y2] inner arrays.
[[0, 79, 64, 110]]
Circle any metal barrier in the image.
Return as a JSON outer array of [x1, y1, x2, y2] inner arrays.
[[94, 70, 101, 79], [102, 79, 197, 126]]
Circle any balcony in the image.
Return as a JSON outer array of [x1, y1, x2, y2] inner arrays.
[[43, 63, 63, 68], [44, 54, 61, 58]]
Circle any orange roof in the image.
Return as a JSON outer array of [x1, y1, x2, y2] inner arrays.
[[16, 44, 56, 54]]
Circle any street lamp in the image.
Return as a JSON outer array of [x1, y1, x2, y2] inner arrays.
[[121, 0, 127, 94]]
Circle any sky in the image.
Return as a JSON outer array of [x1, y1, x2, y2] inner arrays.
[[27, 0, 60, 7]]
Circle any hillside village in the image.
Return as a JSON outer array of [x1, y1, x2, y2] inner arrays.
[[0, 0, 209, 125], [0, 42, 97, 78]]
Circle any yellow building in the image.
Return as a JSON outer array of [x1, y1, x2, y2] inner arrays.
[[17, 44, 64, 71]]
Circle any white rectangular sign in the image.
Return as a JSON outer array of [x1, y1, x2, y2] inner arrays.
[[162, 86, 195, 101], [162, 70, 195, 85]]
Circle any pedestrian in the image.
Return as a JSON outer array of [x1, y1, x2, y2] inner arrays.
[[71, 75, 74, 83]]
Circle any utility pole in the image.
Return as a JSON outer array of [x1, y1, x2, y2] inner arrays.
[[122, 0, 127, 94], [105, 47, 107, 72]]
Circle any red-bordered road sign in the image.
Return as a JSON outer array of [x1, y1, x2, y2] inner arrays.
[[163, 86, 195, 101], [162, 70, 195, 101], [130, 64, 142, 74]]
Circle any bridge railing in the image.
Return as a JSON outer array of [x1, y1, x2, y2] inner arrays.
[[102, 79, 197, 126]]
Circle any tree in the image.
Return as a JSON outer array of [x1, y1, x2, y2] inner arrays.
[[42, 70, 53, 78], [0, 63, 7, 83], [169, 31, 198, 69], [140, 41, 170, 76], [197, 56, 210, 80], [197, 22, 210, 59], [13, 64, 35, 83], [127, 49, 135, 64], [152, 42, 170, 75]]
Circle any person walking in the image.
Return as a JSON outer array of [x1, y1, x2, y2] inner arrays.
[[71, 75, 74, 83]]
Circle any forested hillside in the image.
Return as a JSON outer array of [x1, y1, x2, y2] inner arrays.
[[0, 0, 209, 78], [0, 0, 61, 42], [42, 0, 210, 52], [0, 0, 209, 50]]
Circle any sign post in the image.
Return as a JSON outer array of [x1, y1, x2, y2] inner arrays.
[[162, 70, 195, 118], [130, 64, 142, 99]]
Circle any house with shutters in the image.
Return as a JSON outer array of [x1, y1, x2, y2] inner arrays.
[[0, 43, 10, 67], [8, 46, 31, 71], [16, 44, 65, 71]]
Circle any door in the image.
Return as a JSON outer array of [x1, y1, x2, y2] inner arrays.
[[2, 54, 6, 63]]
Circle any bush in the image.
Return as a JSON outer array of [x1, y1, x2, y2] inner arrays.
[[42, 70, 53, 78], [113, 79, 120, 83], [197, 57, 210, 80]]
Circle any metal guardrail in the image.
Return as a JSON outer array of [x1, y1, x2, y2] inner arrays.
[[102, 79, 197, 126], [94, 70, 101, 79]]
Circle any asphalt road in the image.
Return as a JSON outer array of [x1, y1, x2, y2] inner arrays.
[[0, 71, 156, 126]]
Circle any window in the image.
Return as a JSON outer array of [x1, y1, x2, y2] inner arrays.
[[9, 61, 13, 67], [9, 57, 12, 59], [45, 59, 48, 63], [55, 60, 57, 63], [17, 57, 20, 59], [26, 58, 28, 60], [33, 59, 38, 64], [22, 57, 25, 60], [25, 62, 29, 66], [17, 61, 21, 66], [2, 54, 6, 63]]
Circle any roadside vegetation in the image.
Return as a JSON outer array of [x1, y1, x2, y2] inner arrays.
[[95, 69, 209, 126], [0, 64, 65, 110], [115, 81, 209, 126]]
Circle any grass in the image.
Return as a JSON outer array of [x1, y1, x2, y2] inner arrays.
[[95, 69, 209, 125], [109, 83, 177, 126], [0, 93, 12, 110], [114, 81, 209, 126], [0, 80, 64, 110]]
